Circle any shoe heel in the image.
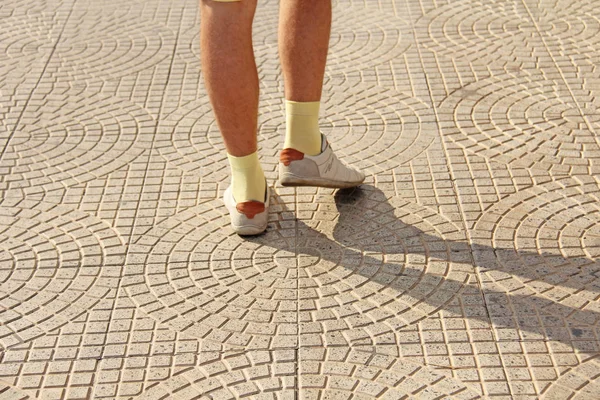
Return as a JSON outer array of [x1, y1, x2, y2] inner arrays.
[[279, 159, 320, 187], [279, 172, 303, 187]]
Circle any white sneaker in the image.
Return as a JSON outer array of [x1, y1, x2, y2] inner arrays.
[[223, 185, 270, 236], [279, 134, 365, 188]]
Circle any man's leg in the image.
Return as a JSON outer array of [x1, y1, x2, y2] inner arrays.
[[278, 0, 364, 188], [201, 0, 268, 235], [279, 0, 331, 103], [279, 0, 330, 156]]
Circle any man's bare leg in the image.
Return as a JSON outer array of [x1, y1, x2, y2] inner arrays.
[[278, 0, 364, 188], [200, 0, 265, 198], [279, 0, 331, 102], [201, 0, 259, 157], [278, 0, 330, 156], [201, 0, 268, 235]]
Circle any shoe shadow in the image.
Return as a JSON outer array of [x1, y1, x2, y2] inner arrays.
[[248, 185, 600, 351]]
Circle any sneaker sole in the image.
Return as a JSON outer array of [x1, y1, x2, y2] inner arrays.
[[279, 172, 363, 189], [231, 223, 268, 236]]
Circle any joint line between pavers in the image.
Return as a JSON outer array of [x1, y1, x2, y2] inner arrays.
[[0, 0, 77, 162], [105, 5, 186, 350], [405, 3, 510, 396]]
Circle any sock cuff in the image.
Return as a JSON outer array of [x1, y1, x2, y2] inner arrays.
[[227, 151, 260, 170], [286, 100, 320, 116]]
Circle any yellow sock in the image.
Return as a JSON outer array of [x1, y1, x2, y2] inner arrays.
[[284, 100, 322, 156], [228, 152, 266, 203]]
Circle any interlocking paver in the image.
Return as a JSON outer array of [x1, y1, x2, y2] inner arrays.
[[1, 0, 599, 398]]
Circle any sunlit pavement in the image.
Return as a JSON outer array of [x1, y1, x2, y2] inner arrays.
[[1, 0, 599, 398]]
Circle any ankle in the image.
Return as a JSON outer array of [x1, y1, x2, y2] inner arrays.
[[228, 152, 266, 203], [284, 100, 322, 156]]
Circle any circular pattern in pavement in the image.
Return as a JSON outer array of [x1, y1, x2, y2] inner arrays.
[[155, 75, 434, 182], [137, 347, 481, 399], [440, 72, 600, 173], [54, 9, 175, 81], [417, 0, 536, 67], [295, 187, 472, 342], [0, 13, 57, 97], [0, 202, 126, 348], [1, 91, 153, 191], [136, 348, 296, 400], [125, 187, 472, 347], [536, 1, 600, 102], [0, 16, 52, 62], [539, 2, 600, 46], [300, 348, 481, 399], [475, 180, 600, 323]]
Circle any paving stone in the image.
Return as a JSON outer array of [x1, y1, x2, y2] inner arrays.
[[1, 0, 600, 398]]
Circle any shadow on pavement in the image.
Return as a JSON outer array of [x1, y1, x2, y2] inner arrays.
[[249, 185, 600, 352]]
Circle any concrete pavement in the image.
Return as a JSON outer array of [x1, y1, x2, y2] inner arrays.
[[0, 0, 599, 398]]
